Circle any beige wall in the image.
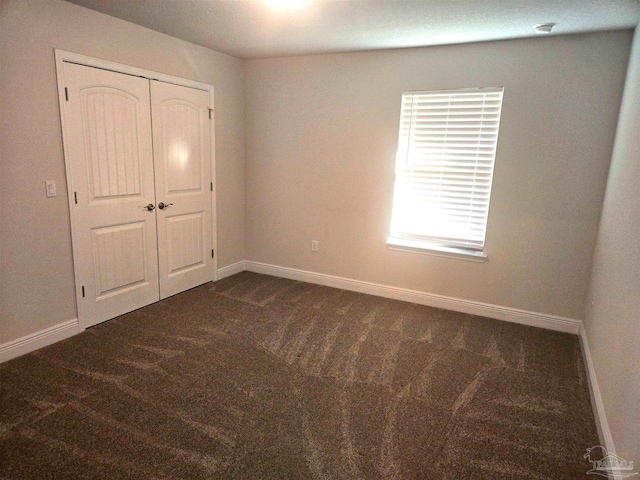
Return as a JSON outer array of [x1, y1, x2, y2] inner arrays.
[[244, 31, 632, 320], [584, 28, 639, 463], [0, 0, 245, 343]]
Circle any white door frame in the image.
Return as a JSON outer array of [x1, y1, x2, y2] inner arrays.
[[55, 49, 217, 331]]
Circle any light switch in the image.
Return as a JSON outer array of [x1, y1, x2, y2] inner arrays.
[[45, 180, 57, 197]]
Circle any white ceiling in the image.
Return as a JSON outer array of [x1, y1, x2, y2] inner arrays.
[[65, 0, 640, 59]]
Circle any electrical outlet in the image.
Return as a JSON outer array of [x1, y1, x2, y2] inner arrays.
[[45, 180, 57, 197], [311, 240, 319, 252]]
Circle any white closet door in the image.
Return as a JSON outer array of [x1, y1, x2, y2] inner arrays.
[[150, 80, 213, 299], [63, 63, 160, 328]]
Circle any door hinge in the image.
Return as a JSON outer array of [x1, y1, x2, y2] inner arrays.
[[212, 249, 214, 258], [74, 192, 78, 204], [65, 87, 69, 101], [81, 286, 85, 298], [208, 108, 212, 120], [210, 182, 213, 192]]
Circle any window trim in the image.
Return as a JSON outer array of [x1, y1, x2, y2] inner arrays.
[[386, 237, 488, 262], [388, 87, 504, 257]]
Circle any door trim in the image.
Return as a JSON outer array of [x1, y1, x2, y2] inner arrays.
[[55, 50, 217, 331]]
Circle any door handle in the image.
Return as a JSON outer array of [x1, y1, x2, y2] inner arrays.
[[145, 203, 155, 211], [158, 202, 173, 210]]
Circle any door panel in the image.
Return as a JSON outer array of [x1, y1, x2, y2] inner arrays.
[[63, 63, 160, 327], [84, 90, 142, 198], [163, 102, 203, 192], [92, 222, 148, 298], [166, 212, 205, 275], [151, 80, 213, 299]]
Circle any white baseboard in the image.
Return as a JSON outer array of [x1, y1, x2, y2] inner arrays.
[[244, 261, 582, 334], [0, 263, 582, 363], [217, 260, 246, 280], [579, 324, 617, 460], [0, 319, 79, 363]]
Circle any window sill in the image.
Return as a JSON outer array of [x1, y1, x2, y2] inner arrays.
[[386, 238, 488, 263]]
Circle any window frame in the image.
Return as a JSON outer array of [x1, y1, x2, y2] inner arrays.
[[387, 87, 504, 261]]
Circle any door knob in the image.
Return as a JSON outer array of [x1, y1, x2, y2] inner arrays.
[[145, 203, 155, 211], [158, 202, 173, 210]]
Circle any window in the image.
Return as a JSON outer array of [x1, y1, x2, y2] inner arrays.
[[387, 87, 504, 259]]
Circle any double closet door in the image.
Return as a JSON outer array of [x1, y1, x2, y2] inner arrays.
[[61, 62, 213, 329]]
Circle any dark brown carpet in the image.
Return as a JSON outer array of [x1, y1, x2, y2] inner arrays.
[[1, 271, 599, 479]]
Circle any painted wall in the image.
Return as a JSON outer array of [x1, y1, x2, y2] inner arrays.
[[0, 0, 245, 343], [245, 31, 632, 320], [584, 27, 640, 463]]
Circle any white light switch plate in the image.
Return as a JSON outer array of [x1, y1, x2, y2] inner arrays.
[[45, 180, 56, 197]]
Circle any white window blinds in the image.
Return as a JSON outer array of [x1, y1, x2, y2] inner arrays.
[[390, 88, 504, 252]]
